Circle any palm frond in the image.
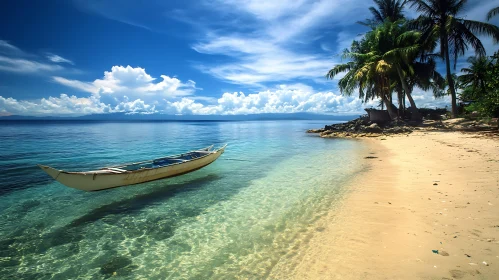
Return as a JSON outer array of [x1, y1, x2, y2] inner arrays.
[[461, 19, 499, 43], [460, 67, 472, 74], [326, 63, 353, 80], [369, 7, 384, 23], [408, 0, 436, 17], [487, 7, 499, 21], [452, 0, 469, 15], [457, 21, 487, 56]]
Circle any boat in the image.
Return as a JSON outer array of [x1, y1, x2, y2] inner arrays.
[[38, 144, 227, 191]]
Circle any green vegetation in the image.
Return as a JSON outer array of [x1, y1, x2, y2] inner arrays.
[[458, 52, 499, 117], [328, 0, 499, 120]]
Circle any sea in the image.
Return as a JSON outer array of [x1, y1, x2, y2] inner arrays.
[[0, 120, 368, 279]]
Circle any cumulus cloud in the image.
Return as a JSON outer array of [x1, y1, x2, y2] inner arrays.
[[1, 65, 207, 116], [1, 75, 450, 117], [53, 65, 198, 102], [0, 94, 111, 116]]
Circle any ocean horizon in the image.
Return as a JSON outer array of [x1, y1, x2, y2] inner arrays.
[[0, 120, 368, 279]]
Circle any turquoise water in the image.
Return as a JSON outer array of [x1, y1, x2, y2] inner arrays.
[[0, 120, 366, 279]]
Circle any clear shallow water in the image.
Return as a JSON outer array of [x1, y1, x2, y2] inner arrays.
[[0, 120, 366, 279]]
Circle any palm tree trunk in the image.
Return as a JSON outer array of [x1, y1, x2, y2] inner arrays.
[[443, 39, 458, 118], [382, 91, 397, 121], [396, 66, 421, 121], [403, 91, 406, 112], [397, 88, 403, 117], [379, 77, 397, 120], [383, 96, 398, 120]]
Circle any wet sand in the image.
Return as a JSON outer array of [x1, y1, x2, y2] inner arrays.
[[286, 131, 499, 279]]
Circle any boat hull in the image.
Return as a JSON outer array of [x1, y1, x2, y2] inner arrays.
[[39, 146, 225, 191]]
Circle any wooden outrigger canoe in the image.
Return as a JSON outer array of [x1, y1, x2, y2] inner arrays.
[[38, 144, 226, 191]]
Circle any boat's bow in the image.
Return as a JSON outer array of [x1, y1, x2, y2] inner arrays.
[[216, 144, 227, 153], [38, 164, 62, 180]]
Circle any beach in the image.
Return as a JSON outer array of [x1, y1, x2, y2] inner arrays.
[[284, 131, 499, 279]]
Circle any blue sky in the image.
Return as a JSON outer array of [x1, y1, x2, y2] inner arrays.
[[0, 0, 498, 116]]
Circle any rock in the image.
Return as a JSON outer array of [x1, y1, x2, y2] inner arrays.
[[319, 130, 333, 137], [307, 129, 325, 133], [439, 251, 449, 256], [365, 123, 382, 133], [314, 116, 416, 138]]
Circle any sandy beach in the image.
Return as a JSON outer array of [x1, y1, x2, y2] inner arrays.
[[287, 131, 499, 279]]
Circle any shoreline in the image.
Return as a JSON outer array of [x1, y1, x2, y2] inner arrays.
[[287, 131, 499, 279]]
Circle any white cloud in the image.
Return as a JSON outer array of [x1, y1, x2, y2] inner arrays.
[[73, 0, 153, 31], [0, 41, 72, 74], [188, 0, 371, 86], [47, 53, 74, 65], [0, 94, 111, 117], [1, 76, 451, 116], [217, 0, 308, 21], [114, 97, 156, 114], [52, 76, 99, 94], [0, 56, 63, 73], [189, 0, 498, 87], [53, 65, 198, 104], [0, 40, 24, 55], [1, 65, 206, 116], [193, 36, 333, 86]]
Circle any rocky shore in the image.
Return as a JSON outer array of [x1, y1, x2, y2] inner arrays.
[[307, 116, 498, 138]]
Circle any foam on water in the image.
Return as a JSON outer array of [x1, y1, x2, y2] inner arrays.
[[0, 120, 366, 279]]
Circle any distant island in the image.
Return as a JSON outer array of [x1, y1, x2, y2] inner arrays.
[[0, 112, 358, 122]]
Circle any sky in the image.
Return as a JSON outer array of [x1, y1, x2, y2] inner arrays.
[[0, 0, 498, 117]]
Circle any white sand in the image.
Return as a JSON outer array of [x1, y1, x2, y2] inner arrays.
[[284, 131, 499, 279]]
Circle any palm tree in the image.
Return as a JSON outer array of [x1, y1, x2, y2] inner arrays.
[[409, 0, 499, 117], [327, 21, 443, 120], [383, 22, 430, 119], [458, 56, 491, 95], [359, 0, 408, 26], [359, 0, 407, 27], [487, 7, 499, 21], [327, 39, 400, 119]]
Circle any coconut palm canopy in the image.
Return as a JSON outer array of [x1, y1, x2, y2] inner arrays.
[[359, 0, 408, 26], [328, 0, 499, 120], [459, 56, 492, 93]]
